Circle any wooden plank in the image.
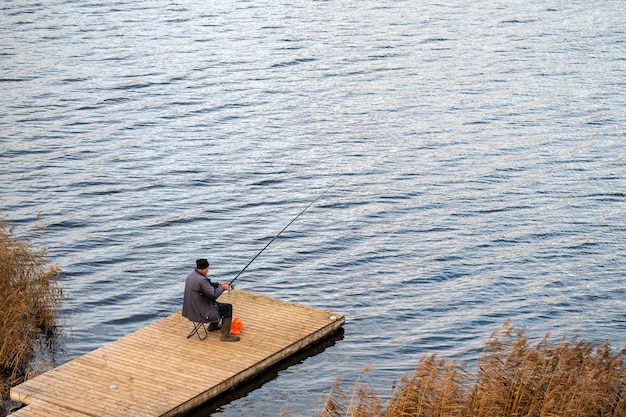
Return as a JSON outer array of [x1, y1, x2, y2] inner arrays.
[[10, 290, 344, 417], [7, 400, 92, 417]]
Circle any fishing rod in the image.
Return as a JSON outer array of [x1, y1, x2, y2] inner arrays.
[[228, 182, 335, 287]]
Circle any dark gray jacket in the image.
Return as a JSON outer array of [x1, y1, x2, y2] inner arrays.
[[182, 268, 225, 323]]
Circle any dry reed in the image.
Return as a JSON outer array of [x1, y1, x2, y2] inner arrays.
[[320, 365, 385, 417], [318, 322, 626, 417], [0, 221, 63, 415], [386, 355, 466, 417]]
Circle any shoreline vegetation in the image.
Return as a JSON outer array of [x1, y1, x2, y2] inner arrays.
[[0, 221, 63, 416], [313, 322, 626, 417]]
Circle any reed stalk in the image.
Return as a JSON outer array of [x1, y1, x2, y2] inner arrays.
[[320, 366, 386, 417]]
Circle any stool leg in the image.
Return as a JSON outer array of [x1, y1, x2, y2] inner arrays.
[[187, 322, 208, 341]]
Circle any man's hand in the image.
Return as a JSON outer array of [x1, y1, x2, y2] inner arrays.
[[221, 282, 231, 291]]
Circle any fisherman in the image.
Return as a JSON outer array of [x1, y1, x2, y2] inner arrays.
[[182, 258, 240, 342]]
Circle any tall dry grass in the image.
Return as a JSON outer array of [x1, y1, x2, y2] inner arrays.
[[318, 322, 626, 417], [0, 221, 63, 414], [319, 365, 386, 417]]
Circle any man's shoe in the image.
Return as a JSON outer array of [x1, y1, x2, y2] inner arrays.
[[207, 322, 221, 331], [220, 333, 240, 342]]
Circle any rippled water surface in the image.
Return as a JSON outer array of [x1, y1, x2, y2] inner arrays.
[[2, 0, 625, 415]]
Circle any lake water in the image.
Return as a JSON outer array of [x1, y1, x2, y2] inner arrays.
[[1, 0, 625, 415]]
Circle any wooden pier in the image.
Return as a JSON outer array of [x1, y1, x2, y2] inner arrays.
[[10, 290, 345, 417]]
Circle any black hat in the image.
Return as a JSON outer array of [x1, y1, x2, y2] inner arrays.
[[196, 258, 209, 269]]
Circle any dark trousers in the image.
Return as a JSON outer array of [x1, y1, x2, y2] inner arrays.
[[217, 302, 233, 319]]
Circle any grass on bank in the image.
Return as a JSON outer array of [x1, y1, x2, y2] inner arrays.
[[316, 323, 626, 417], [0, 221, 63, 414]]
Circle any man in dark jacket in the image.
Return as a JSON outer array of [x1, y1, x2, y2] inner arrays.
[[182, 258, 240, 342]]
